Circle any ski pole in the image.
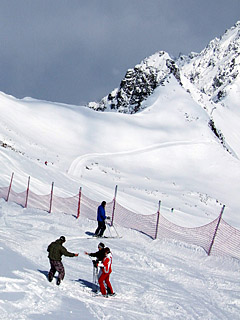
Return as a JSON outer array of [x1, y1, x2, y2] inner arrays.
[[88, 255, 99, 292], [107, 222, 120, 238], [106, 223, 113, 237], [112, 223, 120, 238]]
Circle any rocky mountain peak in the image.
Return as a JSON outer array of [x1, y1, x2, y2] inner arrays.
[[87, 51, 181, 113], [87, 21, 240, 116], [179, 21, 240, 104]]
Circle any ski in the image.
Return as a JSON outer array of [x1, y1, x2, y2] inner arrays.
[[86, 236, 122, 239], [102, 236, 122, 239], [92, 292, 117, 298]]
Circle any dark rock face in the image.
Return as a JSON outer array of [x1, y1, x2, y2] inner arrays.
[[110, 66, 159, 114], [87, 21, 240, 116], [87, 51, 181, 113], [179, 21, 240, 104]]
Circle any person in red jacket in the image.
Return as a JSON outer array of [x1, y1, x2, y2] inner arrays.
[[98, 247, 115, 297]]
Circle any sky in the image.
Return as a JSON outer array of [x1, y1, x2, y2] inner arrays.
[[0, 0, 239, 105]]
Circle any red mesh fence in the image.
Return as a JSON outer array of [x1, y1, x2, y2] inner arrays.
[[27, 191, 51, 212], [208, 219, 240, 260], [113, 202, 158, 239], [80, 193, 103, 220], [1, 184, 240, 261], [51, 194, 79, 216], [156, 215, 219, 254], [8, 190, 26, 208], [0, 186, 9, 201]]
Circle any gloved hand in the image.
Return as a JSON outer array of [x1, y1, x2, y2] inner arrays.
[[75, 253, 79, 257], [106, 216, 111, 220]]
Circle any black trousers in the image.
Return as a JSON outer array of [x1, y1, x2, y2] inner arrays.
[[95, 220, 106, 237]]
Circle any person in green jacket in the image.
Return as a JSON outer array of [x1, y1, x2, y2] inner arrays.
[[47, 236, 78, 285]]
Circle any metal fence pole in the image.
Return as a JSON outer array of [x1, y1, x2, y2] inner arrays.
[[6, 172, 14, 202], [207, 204, 225, 256], [77, 187, 82, 219], [111, 185, 118, 226], [49, 182, 54, 213], [154, 200, 161, 239], [25, 176, 30, 208]]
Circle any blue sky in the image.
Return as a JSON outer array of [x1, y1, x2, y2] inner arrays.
[[0, 0, 239, 105]]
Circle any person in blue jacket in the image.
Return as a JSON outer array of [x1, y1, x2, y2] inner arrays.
[[94, 201, 109, 237]]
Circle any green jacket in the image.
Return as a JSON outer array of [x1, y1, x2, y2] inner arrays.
[[47, 239, 75, 261]]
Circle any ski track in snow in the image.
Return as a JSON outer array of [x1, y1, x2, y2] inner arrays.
[[68, 140, 214, 177], [0, 200, 240, 319]]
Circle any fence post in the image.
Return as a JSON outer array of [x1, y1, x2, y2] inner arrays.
[[49, 182, 54, 213], [6, 172, 14, 202], [154, 200, 161, 239], [77, 187, 82, 219], [207, 204, 225, 256], [111, 185, 118, 226], [25, 176, 30, 208]]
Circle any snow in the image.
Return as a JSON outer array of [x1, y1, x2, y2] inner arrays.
[[1, 200, 240, 320], [0, 71, 240, 318], [179, 21, 240, 161]]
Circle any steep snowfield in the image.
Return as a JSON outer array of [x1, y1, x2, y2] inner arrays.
[[179, 21, 240, 159], [212, 77, 240, 159], [0, 70, 240, 319]]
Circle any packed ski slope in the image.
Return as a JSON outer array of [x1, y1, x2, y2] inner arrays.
[[0, 72, 240, 319], [1, 199, 240, 320]]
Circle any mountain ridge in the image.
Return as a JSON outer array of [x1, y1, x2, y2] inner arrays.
[[87, 20, 240, 158], [87, 21, 240, 114]]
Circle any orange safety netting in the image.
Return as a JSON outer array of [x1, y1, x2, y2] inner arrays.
[[1, 184, 240, 261]]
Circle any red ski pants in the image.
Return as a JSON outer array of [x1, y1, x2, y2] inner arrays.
[[98, 272, 113, 295]]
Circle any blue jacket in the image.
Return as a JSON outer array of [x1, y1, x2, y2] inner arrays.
[[97, 205, 106, 222]]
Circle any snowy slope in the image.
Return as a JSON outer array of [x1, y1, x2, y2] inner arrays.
[[1, 200, 240, 320], [1, 75, 240, 226], [0, 21, 240, 320], [0, 72, 240, 319]]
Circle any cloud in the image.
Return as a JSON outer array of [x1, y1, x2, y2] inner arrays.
[[0, 0, 239, 105]]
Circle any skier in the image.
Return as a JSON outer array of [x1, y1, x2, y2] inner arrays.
[[84, 242, 112, 294], [94, 201, 110, 237], [98, 247, 115, 297], [84, 242, 106, 264], [47, 236, 78, 285]]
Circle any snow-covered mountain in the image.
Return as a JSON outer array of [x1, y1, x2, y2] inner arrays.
[[87, 21, 240, 158], [179, 21, 240, 159], [1, 21, 240, 320], [87, 51, 181, 114], [0, 21, 240, 224], [179, 21, 240, 105]]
